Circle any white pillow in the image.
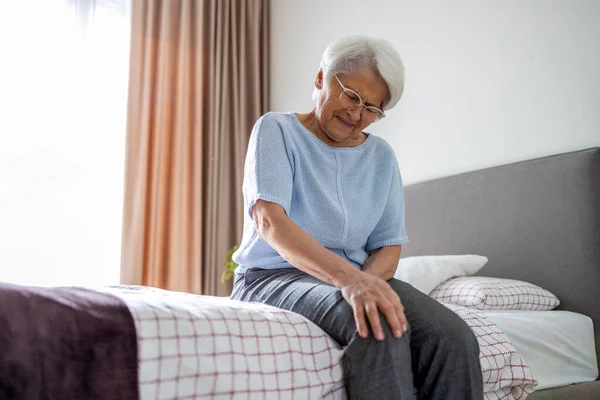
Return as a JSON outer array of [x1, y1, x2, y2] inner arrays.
[[430, 276, 560, 311], [394, 255, 488, 295]]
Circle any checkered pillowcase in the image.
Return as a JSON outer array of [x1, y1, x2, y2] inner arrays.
[[431, 277, 560, 311]]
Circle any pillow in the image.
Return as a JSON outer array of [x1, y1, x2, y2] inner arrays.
[[430, 276, 560, 311], [394, 255, 488, 295]]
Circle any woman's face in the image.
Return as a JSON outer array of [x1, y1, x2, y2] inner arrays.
[[313, 67, 388, 146]]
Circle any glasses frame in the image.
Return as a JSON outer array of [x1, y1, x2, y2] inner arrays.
[[334, 75, 386, 123]]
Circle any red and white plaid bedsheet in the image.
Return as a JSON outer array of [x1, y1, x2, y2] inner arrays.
[[103, 286, 537, 400], [104, 286, 345, 400], [443, 304, 537, 399]]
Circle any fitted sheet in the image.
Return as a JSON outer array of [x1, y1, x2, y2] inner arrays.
[[483, 310, 598, 391]]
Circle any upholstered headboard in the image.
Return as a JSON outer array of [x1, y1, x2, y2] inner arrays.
[[402, 147, 600, 366]]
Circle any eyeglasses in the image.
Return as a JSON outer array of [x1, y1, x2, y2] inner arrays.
[[334, 75, 385, 123]]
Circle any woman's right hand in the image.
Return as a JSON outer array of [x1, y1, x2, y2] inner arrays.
[[340, 272, 408, 341]]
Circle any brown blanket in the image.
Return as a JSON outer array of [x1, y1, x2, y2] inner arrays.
[[0, 283, 139, 399]]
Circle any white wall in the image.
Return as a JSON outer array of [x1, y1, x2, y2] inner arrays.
[[271, 0, 600, 184]]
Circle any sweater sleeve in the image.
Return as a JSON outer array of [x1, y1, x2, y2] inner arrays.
[[365, 156, 408, 252], [243, 114, 294, 219]]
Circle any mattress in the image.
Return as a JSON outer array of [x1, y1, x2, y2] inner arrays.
[[483, 310, 598, 391]]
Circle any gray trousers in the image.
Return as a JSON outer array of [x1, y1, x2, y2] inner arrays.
[[231, 268, 483, 400]]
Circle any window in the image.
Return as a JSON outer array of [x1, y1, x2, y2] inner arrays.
[[0, 0, 131, 286]]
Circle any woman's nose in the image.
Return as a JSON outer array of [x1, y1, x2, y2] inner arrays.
[[347, 106, 363, 121]]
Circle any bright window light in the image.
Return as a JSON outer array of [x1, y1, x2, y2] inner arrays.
[[0, 0, 131, 286]]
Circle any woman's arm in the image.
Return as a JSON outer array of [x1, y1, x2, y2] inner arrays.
[[252, 200, 361, 287], [362, 246, 402, 281], [252, 200, 408, 340]]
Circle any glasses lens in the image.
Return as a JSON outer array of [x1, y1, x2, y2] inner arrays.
[[362, 107, 383, 122], [338, 90, 384, 123], [339, 90, 361, 108]]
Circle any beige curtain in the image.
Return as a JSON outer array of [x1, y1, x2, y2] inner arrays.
[[120, 0, 269, 296]]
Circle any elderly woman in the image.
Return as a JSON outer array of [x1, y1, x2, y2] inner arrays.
[[230, 35, 483, 399]]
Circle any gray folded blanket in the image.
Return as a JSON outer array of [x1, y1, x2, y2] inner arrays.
[[0, 283, 139, 399]]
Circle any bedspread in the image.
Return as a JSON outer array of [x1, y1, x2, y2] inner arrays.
[[102, 285, 538, 400], [104, 285, 345, 399], [0, 283, 139, 400], [443, 304, 537, 399]]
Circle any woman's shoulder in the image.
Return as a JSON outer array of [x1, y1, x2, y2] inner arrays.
[[254, 111, 296, 131], [247, 112, 307, 156], [251, 112, 309, 150], [367, 134, 398, 162]]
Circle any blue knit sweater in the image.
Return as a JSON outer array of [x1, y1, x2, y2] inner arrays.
[[233, 112, 408, 273]]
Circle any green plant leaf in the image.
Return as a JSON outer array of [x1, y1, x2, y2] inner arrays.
[[220, 244, 240, 284]]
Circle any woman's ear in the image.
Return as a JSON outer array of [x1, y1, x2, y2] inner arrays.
[[314, 69, 324, 90]]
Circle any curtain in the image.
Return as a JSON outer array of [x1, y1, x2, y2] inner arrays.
[[120, 0, 269, 296], [0, 0, 130, 286]]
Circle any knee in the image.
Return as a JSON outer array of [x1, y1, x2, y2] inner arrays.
[[354, 312, 412, 347], [323, 299, 363, 345], [322, 289, 414, 346], [336, 302, 411, 345]]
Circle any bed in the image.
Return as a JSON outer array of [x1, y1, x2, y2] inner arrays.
[[1, 282, 542, 399], [401, 147, 600, 399], [0, 148, 598, 399], [483, 310, 597, 391]]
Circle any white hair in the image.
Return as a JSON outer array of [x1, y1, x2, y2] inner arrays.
[[312, 35, 405, 111]]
